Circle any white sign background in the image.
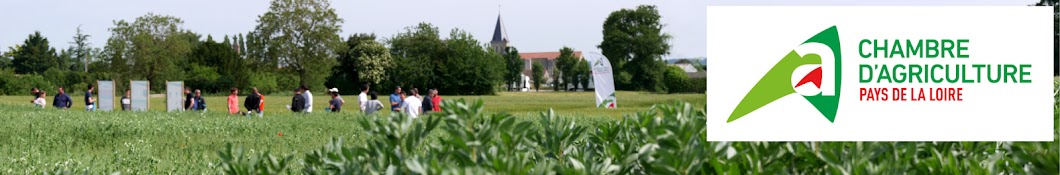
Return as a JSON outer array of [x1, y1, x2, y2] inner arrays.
[[130, 81, 150, 112], [166, 81, 183, 112], [97, 81, 115, 111], [707, 6, 1054, 141]]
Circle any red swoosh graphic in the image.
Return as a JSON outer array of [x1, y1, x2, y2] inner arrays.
[[797, 67, 822, 88]]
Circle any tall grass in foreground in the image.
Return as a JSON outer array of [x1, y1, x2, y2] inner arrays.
[[212, 99, 1058, 174]]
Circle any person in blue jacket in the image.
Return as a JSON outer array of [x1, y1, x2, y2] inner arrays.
[[52, 87, 72, 109], [192, 89, 207, 111]]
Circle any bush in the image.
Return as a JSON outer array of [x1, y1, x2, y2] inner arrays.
[[0, 68, 87, 96], [687, 78, 705, 93], [0, 69, 54, 95], [37, 68, 95, 94], [185, 64, 222, 93], [275, 72, 300, 94], [248, 72, 279, 95], [43, 68, 67, 86], [663, 66, 704, 93]]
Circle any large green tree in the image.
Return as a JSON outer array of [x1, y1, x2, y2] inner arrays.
[[388, 23, 503, 95], [598, 5, 671, 92], [554, 46, 578, 91], [11, 31, 59, 75], [188, 35, 246, 92], [100, 34, 128, 91], [328, 33, 380, 93], [104, 13, 197, 91], [442, 29, 505, 95], [503, 46, 523, 91], [243, 31, 271, 68], [387, 23, 445, 92], [351, 39, 393, 90], [253, 0, 344, 89]]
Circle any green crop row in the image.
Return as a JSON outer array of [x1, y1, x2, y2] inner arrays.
[[209, 99, 1058, 175]]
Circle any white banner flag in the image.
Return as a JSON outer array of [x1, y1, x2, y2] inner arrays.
[[586, 52, 617, 108]]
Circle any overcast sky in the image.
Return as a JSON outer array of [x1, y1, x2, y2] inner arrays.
[[0, 0, 1037, 59]]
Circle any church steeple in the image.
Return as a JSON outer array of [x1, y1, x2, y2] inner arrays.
[[490, 13, 509, 54]]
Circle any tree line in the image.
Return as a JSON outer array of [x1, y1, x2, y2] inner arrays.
[[0, 0, 700, 96]]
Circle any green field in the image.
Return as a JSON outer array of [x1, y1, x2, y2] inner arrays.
[[0, 91, 704, 118], [0, 92, 704, 173], [0, 90, 1056, 174]]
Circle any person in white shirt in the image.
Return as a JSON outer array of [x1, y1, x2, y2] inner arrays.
[[121, 89, 132, 111], [403, 88, 422, 118], [358, 84, 369, 112], [33, 91, 47, 108], [302, 85, 313, 113]]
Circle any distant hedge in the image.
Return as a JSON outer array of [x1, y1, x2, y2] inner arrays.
[[663, 65, 705, 93], [0, 68, 87, 96]]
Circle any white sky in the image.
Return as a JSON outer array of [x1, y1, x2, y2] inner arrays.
[[0, 0, 1037, 59]]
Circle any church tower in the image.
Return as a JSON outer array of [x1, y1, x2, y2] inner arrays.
[[490, 14, 509, 54]]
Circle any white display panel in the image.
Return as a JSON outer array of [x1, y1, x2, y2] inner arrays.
[[130, 81, 150, 112], [97, 81, 115, 111], [166, 81, 184, 112]]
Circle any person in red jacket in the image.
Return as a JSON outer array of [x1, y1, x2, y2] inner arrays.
[[430, 89, 442, 112]]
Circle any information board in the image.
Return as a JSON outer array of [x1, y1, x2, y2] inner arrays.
[[130, 81, 150, 111], [166, 81, 184, 112], [97, 81, 115, 111]]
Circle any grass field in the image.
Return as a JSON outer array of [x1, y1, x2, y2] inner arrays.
[[0, 91, 703, 171], [0, 89, 1056, 174], [0, 92, 700, 174], [0, 91, 704, 118]]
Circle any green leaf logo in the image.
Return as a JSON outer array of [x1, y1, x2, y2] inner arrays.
[[598, 93, 616, 108], [727, 26, 842, 123]]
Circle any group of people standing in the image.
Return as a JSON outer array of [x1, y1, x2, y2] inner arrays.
[[184, 88, 207, 111], [386, 86, 442, 118], [29, 85, 114, 111], [187, 86, 266, 118], [284, 83, 442, 118], [197, 83, 435, 118], [29, 83, 443, 117]]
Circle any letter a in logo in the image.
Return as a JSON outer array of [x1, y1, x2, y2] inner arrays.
[[727, 26, 842, 123]]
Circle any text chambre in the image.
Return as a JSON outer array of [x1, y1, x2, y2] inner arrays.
[[859, 87, 963, 101]]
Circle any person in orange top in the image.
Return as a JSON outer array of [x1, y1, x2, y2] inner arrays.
[[227, 88, 240, 115], [258, 91, 266, 115], [244, 87, 265, 118]]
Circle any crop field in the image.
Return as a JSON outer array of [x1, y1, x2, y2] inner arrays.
[[0, 91, 705, 118], [0, 90, 1056, 174]]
